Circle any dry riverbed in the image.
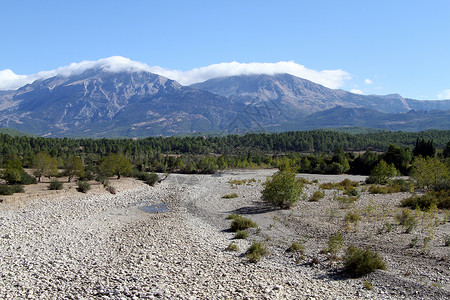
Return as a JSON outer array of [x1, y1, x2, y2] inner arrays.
[[0, 170, 448, 299]]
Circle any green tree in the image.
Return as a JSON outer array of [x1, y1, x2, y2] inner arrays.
[[366, 160, 397, 184], [64, 156, 85, 182], [99, 153, 132, 179], [1, 156, 24, 184], [33, 152, 58, 182], [261, 170, 303, 209], [410, 156, 449, 191]]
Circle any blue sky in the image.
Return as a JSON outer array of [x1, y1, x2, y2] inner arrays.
[[1, 0, 449, 99]]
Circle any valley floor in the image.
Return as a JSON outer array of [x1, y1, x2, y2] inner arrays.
[[0, 170, 448, 299]]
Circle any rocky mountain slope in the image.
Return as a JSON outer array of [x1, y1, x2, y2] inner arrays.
[[0, 68, 449, 137]]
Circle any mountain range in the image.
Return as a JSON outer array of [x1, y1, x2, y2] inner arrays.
[[0, 67, 449, 137]]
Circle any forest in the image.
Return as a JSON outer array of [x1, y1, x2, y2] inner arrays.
[[0, 129, 449, 184]]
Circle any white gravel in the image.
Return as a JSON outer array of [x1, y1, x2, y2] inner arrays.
[[0, 170, 448, 299]]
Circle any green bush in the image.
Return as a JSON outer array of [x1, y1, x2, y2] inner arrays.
[[396, 209, 417, 233], [320, 182, 335, 190], [230, 215, 257, 232], [136, 172, 159, 186], [345, 211, 360, 224], [343, 246, 386, 277], [20, 171, 37, 185], [225, 242, 239, 251], [0, 184, 24, 195], [223, 193, 238, 199], [234, 230, 249, 239], [327, 231, 344, 254], [226, 213, 239, 220], [48, 180, 63, 190], [400, 191, 450, 210], [77, 180, 91, 193], [246, 242, 268, 263], [261, 170, 303, 209], [286, 242, 305, 253], [309, 190, 325, 202]]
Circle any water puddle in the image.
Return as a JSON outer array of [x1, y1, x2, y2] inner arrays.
[[139, 203, 169, 213]]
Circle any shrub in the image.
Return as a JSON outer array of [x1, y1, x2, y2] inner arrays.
[[336, 196, 358, 208], [246, 242, 268, 263], [226, 213, 239, 220], [234, 230, 249, 239], [320, 182, 334, 190], [344, 188, 359, 196], [225, 242, 239, 251], [309, 190, 325, 202], [396, 209, 417, 233], [286, 242, 305, 253], [343, 246, 386, 277], [77, 180, 91, 193], [363, 280, 373, 290], [223, 193, 238, 199], [20, 171, 37, 185], [136, 172, 159, 186], [0, 184, 24, 195], [230, 215, 257, 232], [345, 211, 360, 224], [400, 191, 450, 210], [48, 180, 63, 190], [261, 170, 303, 209], [326, 231, 344, 254]]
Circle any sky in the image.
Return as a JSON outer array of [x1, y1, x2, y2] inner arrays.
[[0, 0, 449, 100]]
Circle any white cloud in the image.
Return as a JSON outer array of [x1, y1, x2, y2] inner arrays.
[[150, 61, 351, 88], [437, 89, 450, 100], [0, 56, 351, 90], [364, 78, 373, 85], [350, 89, 363, 94]]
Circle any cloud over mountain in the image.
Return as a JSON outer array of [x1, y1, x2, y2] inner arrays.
[[0, 56, 351, 90]]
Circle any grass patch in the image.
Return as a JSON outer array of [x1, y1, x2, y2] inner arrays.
[[336, 196, 358, 208], [225, 242, 239, 251], [246, 242, 268, 263], [309, 190, 325, 202], [222, 193, 238, 199], [396, 209, 417, 233], [226, 213, 239, 220], [344, 211, 360, 224], [344, 246, 386, 277], [234, 230, 249, 239], [230, 215, 257, 232], [320, 182, 334, 190], [286, 242, 305, 253]]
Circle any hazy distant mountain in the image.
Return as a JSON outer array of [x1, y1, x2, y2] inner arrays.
[[191, 74, 450, 115], [0, 69, 448, 137]]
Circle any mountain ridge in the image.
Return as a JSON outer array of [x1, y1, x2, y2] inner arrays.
[[0, 69, 448, 137]]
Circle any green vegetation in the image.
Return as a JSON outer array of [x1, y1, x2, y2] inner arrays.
[[309, 190, 325, 202], [64, 156, 85, 182], [366, 160, 397, 184], [396, 209, 417, 233], [325, 231, 344, 255], [77, 180, 91, 193], [400, 191, 450, 210], [410, 156, 449, 191], [261, 170, 303, 209], [230, 215, 257, 232], [0, 184, 24, 195], [286, 242, 305, 253], [136, 172, 159, 186], [225, 242, 239, 251], [345, 211, 360, 224], [48, 180, 63, 190], [223, 193, 238, 199], [246, 242, 268, 263], [234, 230, 249, 239], [344, 246, 386, 277]]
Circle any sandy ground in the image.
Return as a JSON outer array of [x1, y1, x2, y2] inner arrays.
[[0, 170, 448, 299]]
